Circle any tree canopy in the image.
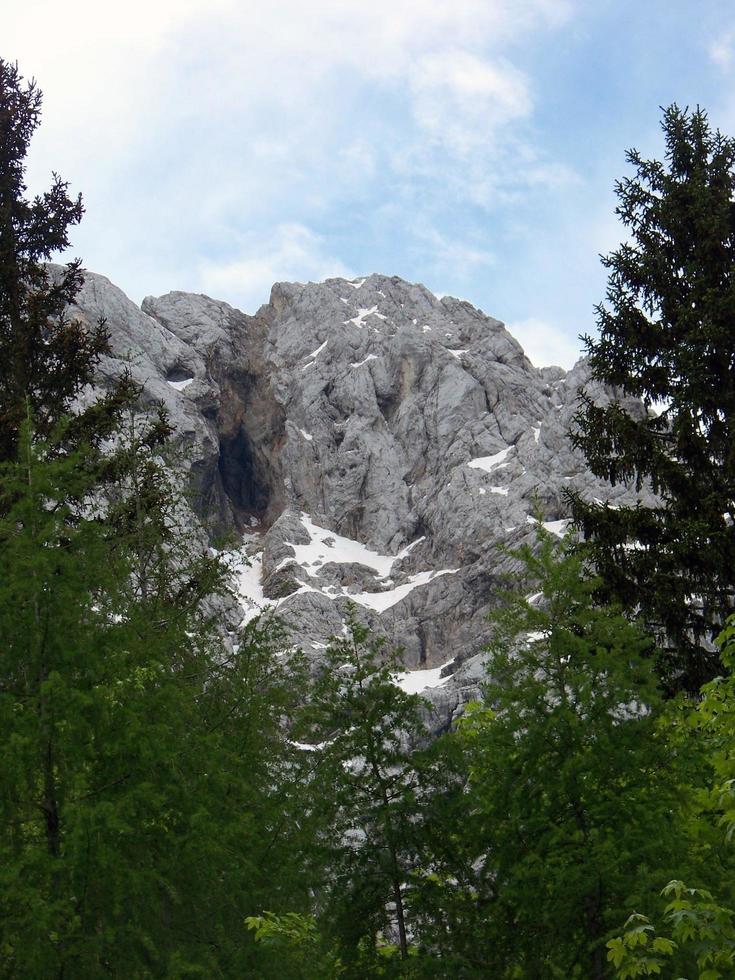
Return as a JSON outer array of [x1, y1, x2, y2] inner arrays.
[[5, 58, 735, 980], [570, 105, 735, 692], [0, 58, 133, 464]]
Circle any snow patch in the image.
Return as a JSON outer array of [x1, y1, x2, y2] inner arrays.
[[281, 514, 422, 579], [343, 306, 388, 329], [274, 516, 455, 613], [526, 516, 570, 538], [228, 551, 274, 624], [393, 658, 455, 695], [167, 377, 194, 392], [467, 447, 513, 472], [350, 354, 378, 369], [272, 514, 461, 613], [351, 569, 458, 612], [305, 339, 328, 360], [543, 519, 569, 537], [299, 429, 313, 442]]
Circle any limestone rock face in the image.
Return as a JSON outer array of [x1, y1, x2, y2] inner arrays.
[[75, 270, 648, 730]]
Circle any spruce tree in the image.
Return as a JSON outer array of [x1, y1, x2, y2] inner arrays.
[[570, 105, 735, 691], [0, 58, 129, 463]]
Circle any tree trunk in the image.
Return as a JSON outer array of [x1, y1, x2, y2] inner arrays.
[[390, 853, 409, 959]]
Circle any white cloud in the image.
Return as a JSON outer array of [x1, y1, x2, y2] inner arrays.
[[506, 316, 582, 369], [5, 0, 574, 305], [198, 224, 353, 312], [410, 51, 532, 153], [9, 0, 571, 173], [412, 224, 496, 281], [710, 31, 735, 70]]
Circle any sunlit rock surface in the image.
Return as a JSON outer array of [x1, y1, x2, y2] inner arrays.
[[75, 270, 649, 733]]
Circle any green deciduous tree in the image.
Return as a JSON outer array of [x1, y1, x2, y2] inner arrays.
[[299, 612, 429, 974], [0, 415, 313, 977], [608, 883, 735, 979], [570, 105, 735, 692], [445, 531, 695, 978], [608, 616, 735, 979], [245, 911, 345, 979], [0, 58, 320, 976]]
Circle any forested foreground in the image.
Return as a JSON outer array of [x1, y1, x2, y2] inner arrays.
[[2, 57, 735, 978]]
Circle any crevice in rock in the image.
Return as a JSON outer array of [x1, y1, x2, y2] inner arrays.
[[417, 623, 427, 667], [218, 427, 273, 528], [376, 384, 400, 423], [165, 365, 193, 383], [220, 368, 286, 533], [191, 362, 287, 538]]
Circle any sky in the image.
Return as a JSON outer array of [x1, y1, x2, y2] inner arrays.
[[6, 0, 735, 367]]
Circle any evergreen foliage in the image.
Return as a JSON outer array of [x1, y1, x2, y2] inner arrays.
[[0, 59, 133, 464], [570, 105, 735, 692]]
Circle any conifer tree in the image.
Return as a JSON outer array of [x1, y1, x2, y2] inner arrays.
[[570, 105, 735, 691], [0, 58, 130, 464]]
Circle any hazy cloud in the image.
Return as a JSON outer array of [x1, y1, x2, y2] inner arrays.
[[710, 31, 735, 70], [410, 51, 532, 154], [506, 317, 582, 369], [6, 0, 579, 318], [198, 224, 354, 312]]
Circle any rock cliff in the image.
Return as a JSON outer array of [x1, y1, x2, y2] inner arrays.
[[74, 270, 647, 732]]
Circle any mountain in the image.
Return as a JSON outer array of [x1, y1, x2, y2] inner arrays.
[[74, 270, 649, 733]]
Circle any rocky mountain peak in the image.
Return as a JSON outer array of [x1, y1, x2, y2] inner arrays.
[[75, 268, 647, 733]]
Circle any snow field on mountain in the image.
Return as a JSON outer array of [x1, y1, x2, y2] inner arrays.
[[467, 447, 513, 472], [277, 512, 421, 578], [393, 659, 456, 695]]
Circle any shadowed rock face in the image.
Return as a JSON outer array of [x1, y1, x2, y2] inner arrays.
[[73, 269, 650, 730], [213, 368, 286, 532]]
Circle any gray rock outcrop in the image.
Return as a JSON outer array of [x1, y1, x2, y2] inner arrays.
[[73, 270, 648, 731]]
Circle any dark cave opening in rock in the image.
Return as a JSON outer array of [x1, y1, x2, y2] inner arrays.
[[217, 428, 272, 528], [165, 365, 193, 383]]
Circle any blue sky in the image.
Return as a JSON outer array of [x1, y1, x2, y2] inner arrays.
[[7, 0, 735, 366]]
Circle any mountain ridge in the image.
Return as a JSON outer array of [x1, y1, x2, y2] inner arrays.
[[72, 268, 650, 732]]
